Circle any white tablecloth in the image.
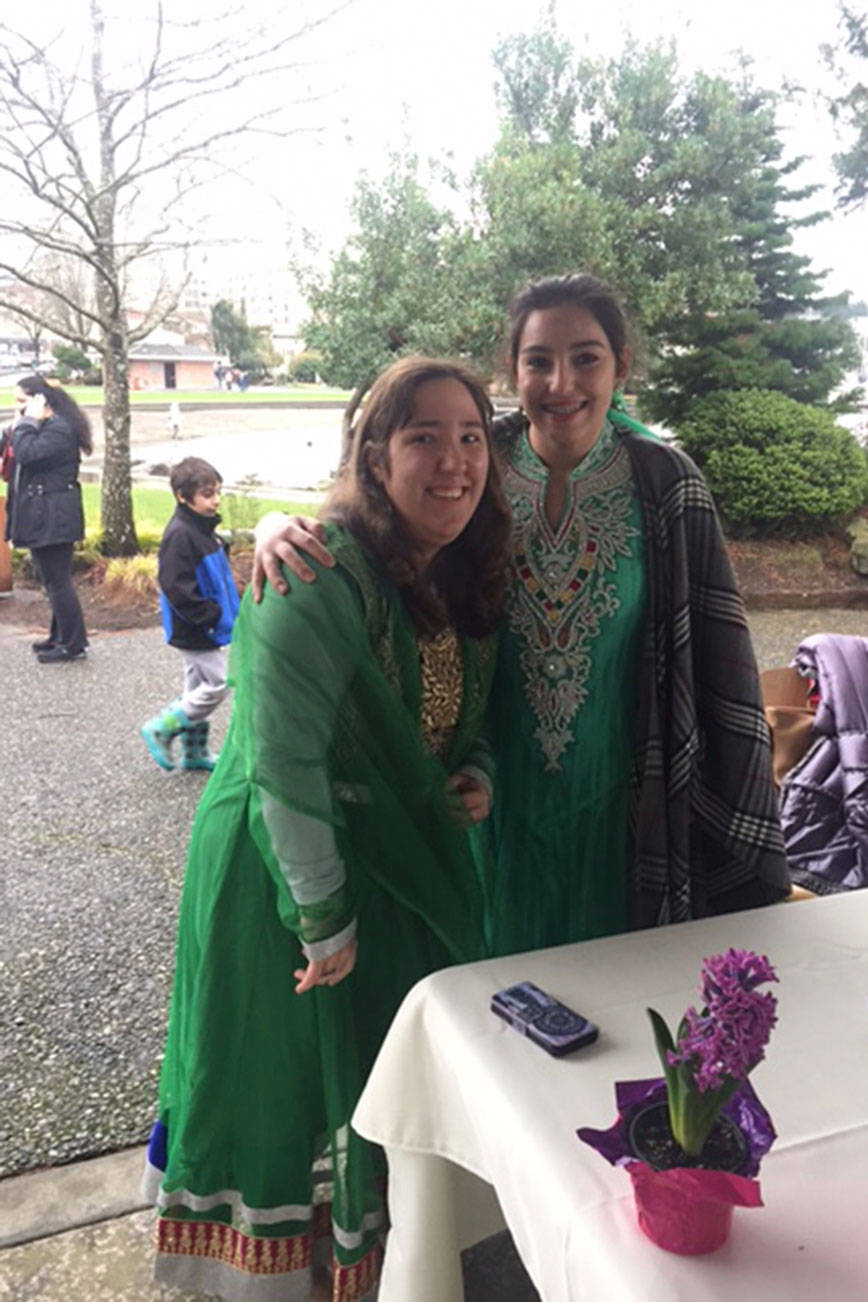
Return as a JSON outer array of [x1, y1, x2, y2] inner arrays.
[[353, 893, 868, 1300]]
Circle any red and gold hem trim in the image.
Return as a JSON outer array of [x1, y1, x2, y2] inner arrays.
[[157, 1213, 382, 1299]]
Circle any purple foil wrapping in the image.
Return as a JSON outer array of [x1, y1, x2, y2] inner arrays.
[[577, 1076, 776, 1179]]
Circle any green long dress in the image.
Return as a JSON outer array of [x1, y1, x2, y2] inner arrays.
[[148, 526, 495, 1302], [485, 418, 647, 955]]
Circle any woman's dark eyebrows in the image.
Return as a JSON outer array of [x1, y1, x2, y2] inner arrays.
[[406, 417, 483, 426], [404, 416, 484, 430], [520, 339, 605, 353]]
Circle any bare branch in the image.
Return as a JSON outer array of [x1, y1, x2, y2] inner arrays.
[[0, 220, 106, 278], [0, 296, 98, 353], [128, 281, 190, 344], [0, 261, 106, 332]]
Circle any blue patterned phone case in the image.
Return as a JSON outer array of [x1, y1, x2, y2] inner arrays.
[[491, 980, 599, 1057]]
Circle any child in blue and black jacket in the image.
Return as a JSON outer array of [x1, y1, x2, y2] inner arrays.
[[141, 457, 240, 772]]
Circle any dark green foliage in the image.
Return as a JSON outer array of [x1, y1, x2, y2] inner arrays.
[[210, 299, 254, 364], [304, 154, 470, 388], [51, 343, 92, 381], [474, 39, 757, 374], [234, 353, 266, 378], [823, 5, 868, 208], [644, 77, 861, 424], [287, 352, 321, 383], [304, 27, 861, 408], [677, 390, 868, 537]]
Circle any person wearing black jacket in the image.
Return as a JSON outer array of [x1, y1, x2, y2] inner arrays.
[[5, 376, 91, 663], [141, 456, 240, 773]]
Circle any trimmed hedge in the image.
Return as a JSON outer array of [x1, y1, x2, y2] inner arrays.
[[676, 389, 868, 537]]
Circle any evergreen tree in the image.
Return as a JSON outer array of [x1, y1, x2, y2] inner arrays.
[[459, 37, 758, 375], [304, 27, 860, 412], [823, 4, 868, 208], [645, 80, 861, 423], [210, 299, 254, 364], [303, 154, 469, 388]]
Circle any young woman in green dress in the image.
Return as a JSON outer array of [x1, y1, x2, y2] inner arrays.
[[146, 357, 511, 1301], [254, 274, 790, 957]]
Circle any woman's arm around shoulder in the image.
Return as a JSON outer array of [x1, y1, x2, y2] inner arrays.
[[251, 511, 336, 598]]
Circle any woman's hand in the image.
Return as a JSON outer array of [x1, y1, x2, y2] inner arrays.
[[447, 771, 491, 824], [23, 394, 48, 422], [293, 935, 357, 995], [251, 513, 336, 601]]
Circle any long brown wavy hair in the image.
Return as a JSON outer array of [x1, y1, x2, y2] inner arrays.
[[18, 374, 93, 455], [323, 356, 512, 638]]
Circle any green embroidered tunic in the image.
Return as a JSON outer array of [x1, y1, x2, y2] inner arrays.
[[486, 420, 646, 954]]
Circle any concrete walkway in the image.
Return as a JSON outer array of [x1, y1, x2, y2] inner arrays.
[[0, 1149, 177, 1301], [0, 1148, 536, 1301]]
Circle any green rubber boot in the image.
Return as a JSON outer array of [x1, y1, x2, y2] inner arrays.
[[141, 700, 190, 771], [179, 719, 218, 772]]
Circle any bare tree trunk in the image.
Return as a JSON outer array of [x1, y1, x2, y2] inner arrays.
[[100, 321, 138, 555], [91, 0, 137, 557]]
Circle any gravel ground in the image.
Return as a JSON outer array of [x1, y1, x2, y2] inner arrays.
[[2, 608, 865, 1180], [747, 607, 867, 670], [1, 622, 227, 1178]]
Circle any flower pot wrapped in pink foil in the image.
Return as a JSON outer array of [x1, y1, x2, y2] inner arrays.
[[578, 948, 779, 1255], [578, 1077, 774, 1254], [628, 1161, 761, 1254]]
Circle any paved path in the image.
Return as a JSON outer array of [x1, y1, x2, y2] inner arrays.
[[1, 607, 866, 1299], [1, 622, 227, 1180], [91, 407, 344, 496]]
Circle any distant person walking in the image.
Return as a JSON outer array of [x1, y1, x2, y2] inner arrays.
[[141, 456, 240, 772], [3, 376, 91, 662], [167, 401, 181, 440]]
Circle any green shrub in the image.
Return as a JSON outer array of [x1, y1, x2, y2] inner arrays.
[[52, 344, 92, 381], [287, 351, 322, 383], [222, 475, 265, 530], [677, 390, 868, 537]]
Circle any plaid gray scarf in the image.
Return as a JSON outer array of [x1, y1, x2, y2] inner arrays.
[[622, 428, 789, 926]]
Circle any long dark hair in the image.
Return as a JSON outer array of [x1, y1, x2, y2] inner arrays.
[[18, 374, 93, 456], [324, 356, 512, 638], [507, 273, 632, 375]]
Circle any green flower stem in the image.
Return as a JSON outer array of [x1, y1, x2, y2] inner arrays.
[[647, 1006, 746, 1159]]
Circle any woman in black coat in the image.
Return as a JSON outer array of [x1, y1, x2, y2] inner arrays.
[[5, 376, 92, 662]]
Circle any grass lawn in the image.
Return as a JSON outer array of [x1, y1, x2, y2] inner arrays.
[[0, 386, 350, 409], [80, 482, 322, 548]]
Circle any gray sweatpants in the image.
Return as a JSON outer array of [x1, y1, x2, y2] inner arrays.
[[179, 647, 230, 722]]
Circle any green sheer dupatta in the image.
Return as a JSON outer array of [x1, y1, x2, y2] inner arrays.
[[231, 526, 494, 966]]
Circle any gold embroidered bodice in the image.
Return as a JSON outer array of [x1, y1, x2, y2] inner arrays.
[[418, 628, 463, 760], [503, 421, 641, 773]]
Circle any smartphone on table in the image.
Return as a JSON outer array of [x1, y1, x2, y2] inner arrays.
[[491, 980, 599, 1057]]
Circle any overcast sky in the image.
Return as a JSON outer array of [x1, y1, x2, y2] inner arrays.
[[286, 0, 867, 303], [13, 0, 868, 306]]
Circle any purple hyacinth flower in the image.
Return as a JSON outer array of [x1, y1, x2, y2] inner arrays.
[[667, 950, 778, 1093]]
